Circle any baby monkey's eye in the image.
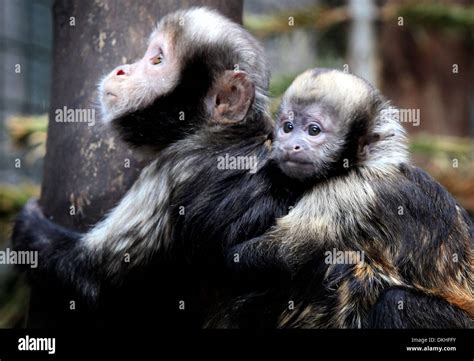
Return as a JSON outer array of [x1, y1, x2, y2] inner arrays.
[[283, 121, 294, 133], [308, 124, 321, 136], [151, 54, 163, 65]]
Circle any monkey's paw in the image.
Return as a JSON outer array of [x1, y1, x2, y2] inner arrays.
[[226, 241, 276, 274], [12, 198, 51, 254], [226, 240, 298, 278]]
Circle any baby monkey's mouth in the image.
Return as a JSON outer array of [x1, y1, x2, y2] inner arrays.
[[283, 160, 314, 168], [280, 153, 313, 167]]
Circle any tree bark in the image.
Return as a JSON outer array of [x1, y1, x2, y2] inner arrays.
[[380, 1, 473, 137], [29, 0, 243, 328]]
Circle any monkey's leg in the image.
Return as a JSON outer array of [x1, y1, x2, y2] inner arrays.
[[281, 262, 388, 328], [204, 290, 287, 329], [368, 287, 473, 328]]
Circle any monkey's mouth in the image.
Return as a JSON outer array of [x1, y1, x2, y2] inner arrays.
[[279, 159, 316, 179], [282, 160, 314, 168], [105, 91, 117, 99]]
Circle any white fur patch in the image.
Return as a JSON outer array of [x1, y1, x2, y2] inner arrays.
[[81, 148, 200, 274]]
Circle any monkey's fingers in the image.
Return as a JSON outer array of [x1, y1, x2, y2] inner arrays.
[[23, 198, 43, 217], [12, 198, 52, 253]]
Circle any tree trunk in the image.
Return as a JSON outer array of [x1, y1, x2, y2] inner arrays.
[[348, 0, 377, 85], [28, 0, 243, 328], [380, 0, 473, 137]]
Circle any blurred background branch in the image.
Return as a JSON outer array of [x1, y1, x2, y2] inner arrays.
[[245, 3, 474, 37]]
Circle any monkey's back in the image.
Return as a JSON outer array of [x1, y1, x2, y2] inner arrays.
[[277, 163, 473, 328]]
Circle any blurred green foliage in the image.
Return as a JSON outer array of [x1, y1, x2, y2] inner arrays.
[[7, 115, 47, 146], [398, 3, 474, 35], [0, 274, 29, 328], [245, 3, 474, 39], [0, 183, 40, 218], [410, 134, 474, 160], [0, 115, 45, 328]]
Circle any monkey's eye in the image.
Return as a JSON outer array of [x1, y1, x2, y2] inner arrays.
[[151, 54, 163, 65], [283, 122, 294, 133], [308, 124, 321, 136]]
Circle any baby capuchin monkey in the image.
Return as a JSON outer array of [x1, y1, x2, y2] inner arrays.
[[229, 68, 474, 328]]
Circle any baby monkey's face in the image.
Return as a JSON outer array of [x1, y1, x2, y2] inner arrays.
[[273, 102, 344, 180]]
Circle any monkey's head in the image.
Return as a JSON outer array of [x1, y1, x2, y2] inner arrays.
[[273, 68, 409, 180], [98, 7, 270, 150]]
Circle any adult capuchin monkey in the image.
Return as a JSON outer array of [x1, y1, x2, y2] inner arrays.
[[218, 68, 474, 328], [13, 7, 307, 327]]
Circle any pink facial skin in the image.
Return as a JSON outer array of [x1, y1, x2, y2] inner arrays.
[[273, 102, 344, 180], [99, 31, 181, 123]]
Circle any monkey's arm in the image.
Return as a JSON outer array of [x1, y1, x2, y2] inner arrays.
[[228, 234, 286, 274], [12, 199, 102, 301], [228, 226, 308, 276], [12, 160, 173, 302]]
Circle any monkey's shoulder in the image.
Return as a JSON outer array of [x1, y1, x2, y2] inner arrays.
[[372, 163, 472, 230], [396, 164, 464, 210]]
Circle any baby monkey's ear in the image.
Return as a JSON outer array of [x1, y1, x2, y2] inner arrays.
[[207, 70, 255, 125], [358, 131, 381, 160]]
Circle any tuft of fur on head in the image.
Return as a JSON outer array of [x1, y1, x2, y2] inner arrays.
[[281, 68, 410, 176]]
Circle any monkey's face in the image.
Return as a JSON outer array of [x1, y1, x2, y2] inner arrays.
[[95, 8, 268, 150], [99, 31, 181, 123], [273, 103, 345, 180]]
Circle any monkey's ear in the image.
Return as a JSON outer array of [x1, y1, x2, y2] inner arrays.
[[207, 70, 255, 125], [358, 132, 381, 160]]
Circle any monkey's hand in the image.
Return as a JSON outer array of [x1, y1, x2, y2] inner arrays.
[[12, 199, 101, 304], [12, 199, 95, 293], [11, 198, 59, 288], [13, 198, 82, 253], [226, 236, 294, 277], [12, 198, 52, 256], [14, 200, 70, 265]]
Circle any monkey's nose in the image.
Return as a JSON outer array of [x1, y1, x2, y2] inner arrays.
[[115, 65, 130, 76], [293, 145, 301, 152]]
